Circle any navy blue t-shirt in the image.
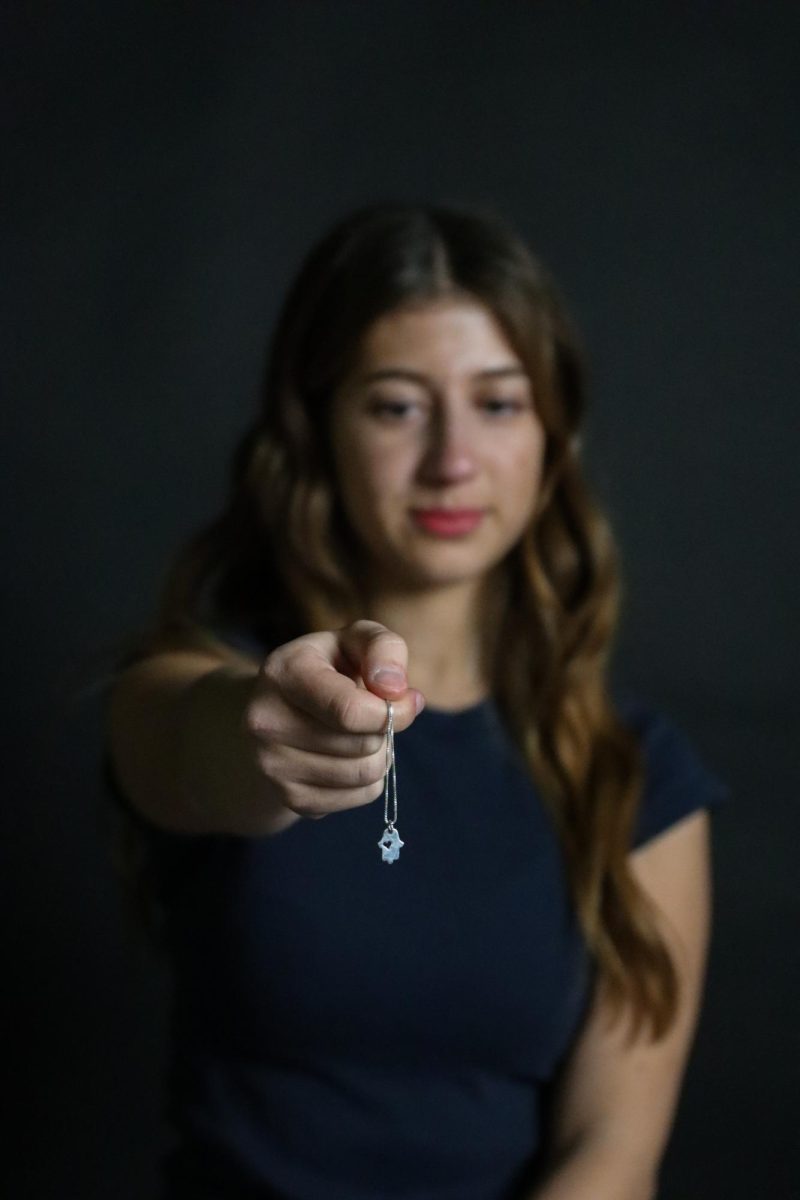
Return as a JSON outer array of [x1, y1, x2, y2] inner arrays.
[[108, 639, 731, 1200]]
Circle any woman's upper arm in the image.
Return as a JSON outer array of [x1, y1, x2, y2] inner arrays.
[[542, 807, 713, 1181]]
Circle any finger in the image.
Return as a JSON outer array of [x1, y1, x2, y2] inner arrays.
[[268, 637, 420, 733], [283, 780, 386, 820], [267, 723, 386, 758], [256, 742, 388, 790], [334, 619, 410, 700], [246, 688, 386, 756]]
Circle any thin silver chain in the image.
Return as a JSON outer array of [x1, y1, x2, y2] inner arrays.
[[383, 701, 397, 827]]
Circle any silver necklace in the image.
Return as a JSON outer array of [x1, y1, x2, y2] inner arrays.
[[377, 700, 404, 863]]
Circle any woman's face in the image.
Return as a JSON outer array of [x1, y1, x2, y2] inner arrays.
[[329, 297, 546, 594]]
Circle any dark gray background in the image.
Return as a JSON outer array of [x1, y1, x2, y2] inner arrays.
[[4, 1, 798, 1196]]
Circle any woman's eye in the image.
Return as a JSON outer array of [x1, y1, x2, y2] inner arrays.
[[367, 397, 418, 420], [480, 397, 526, 415]]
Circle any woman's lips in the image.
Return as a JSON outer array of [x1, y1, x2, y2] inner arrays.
[[410, 508, 485, 536]]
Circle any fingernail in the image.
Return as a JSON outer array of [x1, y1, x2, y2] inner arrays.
[[414, 691, 426, 715], [371, 667, 406, 688]]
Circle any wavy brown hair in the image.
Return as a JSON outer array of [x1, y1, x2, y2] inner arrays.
[[107, 201, 678, 1044]]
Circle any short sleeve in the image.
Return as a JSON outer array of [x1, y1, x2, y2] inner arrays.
[[209, 624, 268, 658], [614, 691, 733, 851]]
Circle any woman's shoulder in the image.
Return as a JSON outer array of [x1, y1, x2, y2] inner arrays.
[[206, 622, 272, 660], [610, 684, 733, 851]]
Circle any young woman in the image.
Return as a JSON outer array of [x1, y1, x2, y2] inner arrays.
[[104, 202, 730, 1200]]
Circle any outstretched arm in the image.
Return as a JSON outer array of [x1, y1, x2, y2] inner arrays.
[[529, 808, 714, 1200]]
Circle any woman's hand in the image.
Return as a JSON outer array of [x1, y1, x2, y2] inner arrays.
[[243, 619, 425, 821]]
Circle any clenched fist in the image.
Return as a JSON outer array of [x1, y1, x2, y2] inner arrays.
[[243, 620, 425, 820]]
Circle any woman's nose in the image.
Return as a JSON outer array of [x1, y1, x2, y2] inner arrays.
[[417, 412, 478, 485]]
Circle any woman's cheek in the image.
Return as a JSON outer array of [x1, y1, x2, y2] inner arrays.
[[343, 449, 403, 526], [495, 448, 543, 523], [368, 446, 413, 497]]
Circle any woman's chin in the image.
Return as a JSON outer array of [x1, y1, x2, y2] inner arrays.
[[378, 555, 495, 594]]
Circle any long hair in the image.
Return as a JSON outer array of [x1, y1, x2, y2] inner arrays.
[[107, 201, 678, 1043]]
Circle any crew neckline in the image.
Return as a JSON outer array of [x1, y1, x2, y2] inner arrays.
[[412, 694, 496, 730]]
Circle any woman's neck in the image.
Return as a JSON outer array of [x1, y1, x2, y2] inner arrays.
[[361, 578, 497, 709]]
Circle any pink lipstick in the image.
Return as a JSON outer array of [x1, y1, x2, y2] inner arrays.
[[411, 509, 485, 536]]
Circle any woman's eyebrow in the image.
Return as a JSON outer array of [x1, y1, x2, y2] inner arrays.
[[354, 365, 529, 385], [474, 366, 529, 381]]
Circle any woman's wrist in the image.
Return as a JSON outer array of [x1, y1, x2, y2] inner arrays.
[[177, 664, 301, 837]]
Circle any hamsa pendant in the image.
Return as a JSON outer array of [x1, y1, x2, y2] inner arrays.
[[378, 824, 404, 863]]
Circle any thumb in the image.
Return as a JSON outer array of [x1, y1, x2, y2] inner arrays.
[[335, 619, 409, 699]]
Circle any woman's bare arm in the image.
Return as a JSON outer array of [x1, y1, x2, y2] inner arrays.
[[528, 808, 714, 1199], [105, 622, 424, 838]]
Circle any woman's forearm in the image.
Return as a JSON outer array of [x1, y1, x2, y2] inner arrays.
[[108, 657, 301, 837], [175, 664, 302, 836]]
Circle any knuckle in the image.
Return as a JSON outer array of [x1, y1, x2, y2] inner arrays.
[[330, 692, 362, 733], [359, 733, 384, 757], [354, 756, 376, 788], [243, 702, 267, 738], [259, 647, 284, 683], [261, 643, 304, 691], [360, 750, 387, 787], [254, 744, 283, 782], [360, 782, 384, 807], [243, 702, 279, 743], [349, 618, 380, 636]]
